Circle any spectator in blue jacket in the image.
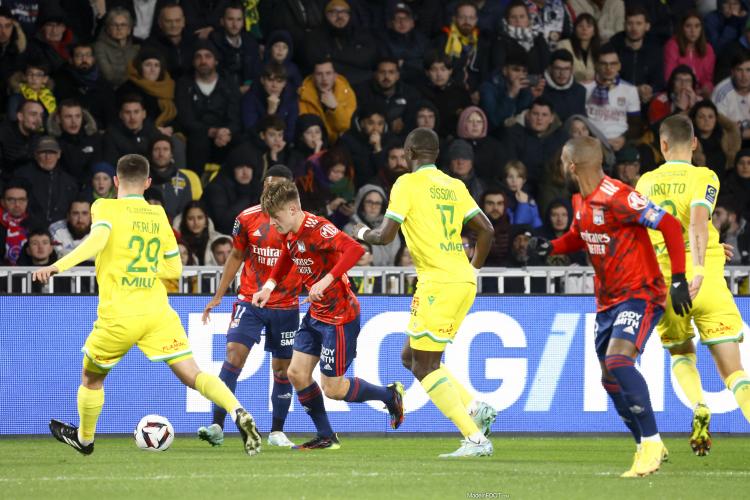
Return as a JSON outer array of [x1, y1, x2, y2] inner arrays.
[[377, 3, 430, 85], [705, 0, 749, 54], [503, 159, 542, 228], [241, 63, 298, 142], [479, 50, 534, 131]]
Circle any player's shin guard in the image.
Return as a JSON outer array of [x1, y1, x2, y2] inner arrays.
[[343, 377, 392, 403], [605, 355, 659, 438], [671, 353, 705, 408], [77, 385, 104, 444], [196, 372, 241, 417], [212, 361, 242, 428], [297, 382, 334, 437], [602, 378, 642, 444], [271, 374, 293, 432], [440, 364, 474, 410], [726, 370, 750, 423], [421, 368, 481, 438]]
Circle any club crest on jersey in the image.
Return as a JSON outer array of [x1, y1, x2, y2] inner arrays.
[[320, 223, 339, 239], [297, 241, 306, 253], [627, 191, 649, 210], [593, 208, 605, 225]]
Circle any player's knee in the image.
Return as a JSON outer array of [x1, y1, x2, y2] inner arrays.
[[286, 365, 307, 387], [401, 350, 412, 371], [225, 343, 249, 368], [410, 361, 437, 381]]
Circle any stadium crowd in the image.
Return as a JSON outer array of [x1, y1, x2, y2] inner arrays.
[[1, 0, 750, 278]]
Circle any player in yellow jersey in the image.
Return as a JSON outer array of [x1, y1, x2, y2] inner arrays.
[[32, 154, 262, 456], [354, 128, 497, 457], [636, 115, 750, 456]]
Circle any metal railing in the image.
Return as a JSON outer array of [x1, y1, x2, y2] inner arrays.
[[2, 266, 749, 295]]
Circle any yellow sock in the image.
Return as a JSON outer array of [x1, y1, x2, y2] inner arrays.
[[77, 385, 104, 443], [726, 370, 750, 424], [440, 364, 474, 409], [195, 372, 241, 414], [421, 368, 480, 438], [671, 354, 704, 407]]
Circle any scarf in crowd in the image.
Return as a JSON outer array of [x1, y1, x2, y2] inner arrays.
[[126, 62, 177, 126], [1, 209, 28, 265], [71, 65, 100, 91], [590, 77, 621, 107], [501, 19, 537, 52], [443, 22, 478, 59], [20, 83, 56, 114], [242, 0, 262, 37]]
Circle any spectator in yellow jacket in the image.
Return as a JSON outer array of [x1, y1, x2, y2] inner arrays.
[[298, 58, 356, 143]]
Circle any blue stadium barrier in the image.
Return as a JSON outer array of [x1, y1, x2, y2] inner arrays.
[[1, 295, 749, 435]]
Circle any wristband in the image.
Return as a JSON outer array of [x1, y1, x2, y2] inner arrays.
[[692, 265, 704, 276], [262, 280, 276, 292], [357, 226, 369, 241]]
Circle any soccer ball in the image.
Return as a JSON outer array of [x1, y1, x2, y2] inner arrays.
[[134, 415, 174, 451]]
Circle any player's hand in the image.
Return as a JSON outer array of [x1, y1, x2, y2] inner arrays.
[[32, 265, 59, 284], [670, 273, 692, 316], [252, 289, 271, 308], [202, 296, 222, 324], [689, 273, 704, 300], [528, 237, 552, 260], [722, 243, 735, 262], [351, 222, 368, 240], [307, 274, 334, 302]]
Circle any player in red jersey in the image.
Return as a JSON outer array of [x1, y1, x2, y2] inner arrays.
[[199, 166, 303, 448], [252, 179, 405, 450], [531, 137, 692, 478]]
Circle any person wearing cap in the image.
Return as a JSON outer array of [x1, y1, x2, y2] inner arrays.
[[88, 161, 116, 200], [298, 57, 357, 144], [93, 7, 140, 88], [209, 2, 260, 93], [143, 3, 195, 80], [447, 138, 485, 203], [339, 104, 396, 186], [613, 143, 641, 187], [378, 3, 430, 85], [0, 7, 28, 115], [16, 135, 78, 226], [176, 39, 241, 175], [303, 0, 378, 87], [26, 4, 76, 75]]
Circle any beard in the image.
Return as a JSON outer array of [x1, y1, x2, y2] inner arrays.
[[564, 171, 580, 194]]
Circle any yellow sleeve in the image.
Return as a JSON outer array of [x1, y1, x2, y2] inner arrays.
[[457, 181, 482, 223], [54, 225, 110, 272], [158, 210, 182, 279], [385, 175, 410, 224], [690, 168, 720, 215]]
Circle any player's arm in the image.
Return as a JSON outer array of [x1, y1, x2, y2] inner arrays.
[[202, 247, 244, 323], [253, 243, 293, 308], [308, 231, 365, 302], [358, 217, 400, 245], [32, 224, 110, 283], [464, 209, 493, 271], [687, 172, 720, 297], [157, 216, 183, 280]]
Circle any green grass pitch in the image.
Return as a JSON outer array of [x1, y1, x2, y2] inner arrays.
[[2, 435, 749, 499]]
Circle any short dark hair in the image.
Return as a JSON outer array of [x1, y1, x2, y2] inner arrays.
[[116, 154, 150, 182], [70, 42, 94, 56], [660, 114, 694, 147], [69, 196, 90, 210], [423, 49, 453, 71], [313, 56, 335, 71], [550, 49, 574, 65], [3, 178, 29, 196], [258, 114, 286, 133], [531, 96, 554, 114], [149, 134, 173, 152], [261, 62, 288, 81], [18, 99, 43, 113], [597, 43, 618, 60], [27, 227, 52, 240], [119, 93, 145, 109], [375, 56, 400, 70], [480, 187, 506, 206], [454, 0, 477, 15], [24, 59, 49, 74], [58, 98, 83, 110], [625, 5, 649, 22], [731, 49, 750, 69], [210, 235, 233, 251]]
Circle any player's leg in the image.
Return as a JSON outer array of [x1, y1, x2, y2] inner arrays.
[[708, 341, 750, 423], [266, 308, 298, 447]]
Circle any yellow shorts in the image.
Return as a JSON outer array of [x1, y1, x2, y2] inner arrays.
[[406, 281, 476, 352], [82, 308, 192, 373], [658, 274, 744, 348]]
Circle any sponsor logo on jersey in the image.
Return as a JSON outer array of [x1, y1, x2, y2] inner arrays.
[[705, 185, 717, 205], [579, 231, 610, 255], [593, 208, 604, 225], [627, 191, 649, 210], [320, 224, 339, 239]]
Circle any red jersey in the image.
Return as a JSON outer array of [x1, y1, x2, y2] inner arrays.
[[562, 177, 669, 311], [232, 205, 302, 309], [270, 212, 362, 325]]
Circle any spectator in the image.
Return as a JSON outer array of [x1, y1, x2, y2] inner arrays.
[[52, 42, 117, 129], [705, 0, 749, 55], [503, 224, 544, 268], [378, 3, 430, 85], [455, 105, 506, 182], [0, 8, 28, 114], [371, 141, 408, 196], [610, 6, 664, 106], [176, 40, 241, 174], [47, 98, 102, 185], [691, 100, 741, 176], [241, 62, 298, 142], [385, 0, 444, 39], [524, 0, 572, 50], [296, 146, 356, 227], [354, 57, 421, 137], [144, 3, 195, 80], [258, 0, 326, 52], [27, 6, 76, 74], [93, 7, 140, 87], [0, 180, 33, 265], [344, 184, 401, 265], [663, 11, 716, 98], [206, 234, 233, 266], [180, 0, 230, 38], [503, 160, 543, 228], [129, 0, 159, 42], [563, 114, 616, 170], [117, 48, 176, 136], [209, 2, 260, 92], [7, 60, 56, 121], [446, 0, 503, 39], [149, 135, 199, 221], [418, 50, 471, 138], [85, 161, 116, 201], [648, 65, 701, 126], [534, 199, 587, 265], [557, 13, 599, 84], [258, 30, 302, 90], [541, 49, 587, 122], [102, 94, 160, 165], [713, 51, 750, 144], [491, 0, 550, 77], [567, 0, 625, 43], [49, 197, 91, 258], [408, 100, 443, 140], [176, 201, 222, 265], [537, 148, 571, 216], [303, 0, 378, 87], [723, 148, 750, 219], [201, 142, 262, 235], [433, 1, 487, 93], [339, 105, 394, 186], [298, 58, 357, 144], [447, 138, 485, 202], [254, 114, 303, 178], [506, 97, 568, 193], [713, 196, 749, 264], [16, 136, 78, 226], [613, 144, 641, 187], [17, 228, 58, 270], [714, 20, 750, 83], [584, 44, 641, 151], [290, 114, 329, 177], [479, 187, 511, 266], [0, 100, 43, 180], [479, 49, 534, 131]]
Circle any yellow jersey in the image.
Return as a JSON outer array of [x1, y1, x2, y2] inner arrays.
[[76, 196, 180, 319], [635, 161, 723, 272], [385, 165, 481, 283]]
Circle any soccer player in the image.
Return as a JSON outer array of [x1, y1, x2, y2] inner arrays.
[[199, 165, 302, 448], [636, 114, 750, 456], [531, 136, 692, 477], [354, 127, 498, 458], [32, 154, 261, 456], [251, 180, 405, 450]]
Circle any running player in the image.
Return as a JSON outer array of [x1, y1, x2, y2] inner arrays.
[[33, 154, 261, 456], [199, 165, 301, 448], [252, 180, 404, 450], [531, 136, 691, 477], [354, 127, 498, 458], [636, 114, 750, 456]]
